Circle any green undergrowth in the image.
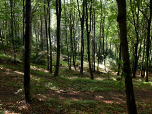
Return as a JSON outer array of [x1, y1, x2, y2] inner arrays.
[[134, 81, 152, 90], [1, 51, 152, 113], [34, 98, 125, 114], [1, 58, 152, 91]]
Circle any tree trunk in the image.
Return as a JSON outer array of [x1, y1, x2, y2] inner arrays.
[[97, 0, 102, 72], [140, 36, 145, 77], [64, 0, 69, 69], [44, 0, 49, 70], [10, 0, 16, 63], [40, 9, 44, 51], [23, 0, 25, 45], [69, 10, 73, 70], [24, 0, 32, 103], [77, 0, 84, 74], [117, 43, 121, 76], [102, 17, 105, 70], [54, 0, 61, 76], [93, 9, 95, 72], [116, 0, 137, 113], [86, 0, 93, 80], [0, 30, 6, 55], [145, 0, 152, 82], [47, 0, 52, 73], [130, 0, 140, 78], [91, 9, 95, 72], [97, 21, 102, 72]]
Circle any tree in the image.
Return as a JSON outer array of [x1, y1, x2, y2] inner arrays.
[[130, 0, 140, 78], [44, 0, 49, 70], [86, 0, 93, 80], [24, 0, 32, 103], [97, 0, 102, 72], [47, 0, 52, 73], [145, 0, 152, 82], [54, 0, 61, 76], [10, 0, 16, 63], [77, 0, 85, 74], [116, 0, 137, 113]]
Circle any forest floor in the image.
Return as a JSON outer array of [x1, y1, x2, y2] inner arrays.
[[0, 54, 152, 113]]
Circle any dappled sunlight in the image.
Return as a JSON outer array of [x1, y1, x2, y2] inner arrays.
[[45, 82, 53, 88], [1, 100, 30, 114], [49, 86, 59, 90], [95, 77, 104, 80], [31, 76, 42, 82], [14, 70, 24, 75], [67, 76, 79, 79], [31, 65, 49, 73], [37, 94, 47, 100], [102, 100, 114, 104], [0, 66, 3, 69]]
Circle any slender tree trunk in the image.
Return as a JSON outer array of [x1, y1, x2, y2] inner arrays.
[[97, 0, 102, 72], [117, 43, 121, 75], [10, 0, 16, 63], [44, 0, 49, 70], [145, 0, 152, 82], [69, 9, 73, 70], [116, 0, 137, 113], [48, 0, 52, 73], [102, 17, 105, 70], [86, 0, 93, 80], [64, 0, 69, 68], [0, 30, 6, 55], [73, 9, 76, 70], [130, 0, 140, 78], [23, 0, 25, 45], [140, 30, 146, 78], [24, 0, 32, 103], [40, 9, 44, 51], [93, 9, 95, 72], [140, 36, 145, 77], [54, 0, 61, 76], [77, 0, 84, 74], [91, 9, 95, 72], [97, 21, 102, 72]]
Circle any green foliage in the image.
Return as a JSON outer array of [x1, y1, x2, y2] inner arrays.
[[121, 72, 127, 78], [31, 52, 46, 65]]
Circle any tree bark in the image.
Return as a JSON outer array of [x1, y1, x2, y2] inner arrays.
[[44, 0, 49, 70], [116, 0, 137, 113], [93, 9, 95, 72], [23, 0, 25, 45], [102, 17, 105, 70], [130, 0, 140, 78], [24, 0, 32, 103], [117, 43, 121, 76], [69, 8, 73, 70], [145, 0, 152, 82], [0, 30, 6, 55], [48, 0, 52, 73], [77, 0, 84, 74], [140, 37, 145, 77], [40, 9, 44, 51], [86, 0, 93, 80], [10, 0, 16, 63], [97, 0, 102, 72], [54, 0, 61, 76]]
